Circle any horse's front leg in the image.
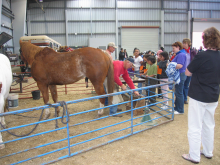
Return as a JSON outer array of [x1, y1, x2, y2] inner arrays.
[[49, 85, 60, 117], [0, 96, 5, 149], [37, 82, 50, 119]]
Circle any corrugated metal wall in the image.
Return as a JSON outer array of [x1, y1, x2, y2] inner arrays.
[[26, 0, 220, 52], [1, 0, 14, 52]]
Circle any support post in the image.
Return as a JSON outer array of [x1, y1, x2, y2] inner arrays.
[[161, 10, 164, 49], [65, 10, 68, 46], [115, 0, 118, 60], [188, 0, 191, 39], [90, 0, 93, 38], [188, 11, 191, 39], [0, 0, 2, 33], [27, 10, 31, 36], [11, 0, 27, 54]]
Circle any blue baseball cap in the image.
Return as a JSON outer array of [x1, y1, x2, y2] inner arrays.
[[126, 57, 134, 63]]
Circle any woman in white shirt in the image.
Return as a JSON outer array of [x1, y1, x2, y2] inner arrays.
[[133, 48, 143, 94]]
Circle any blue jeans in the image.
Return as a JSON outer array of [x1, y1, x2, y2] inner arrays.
[[183, 76, 191, 102], [174, 72, 186, 113], [104, 85, 118, 115], [109, 105, 118, 115], [134, 70, 142, 94]]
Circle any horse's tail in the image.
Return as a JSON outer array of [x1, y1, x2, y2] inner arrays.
[[107, 59, 114, 105]]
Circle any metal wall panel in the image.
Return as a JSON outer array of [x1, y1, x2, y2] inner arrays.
[[90, 33, 115, 39], [212, 11, 220, 18], [92, 9, 115, 20], [164, 9, 187, 13], [31, 22, 65, 34], [191, 0, 220, 1], [68, 22, 115, 33], [26, 0, 220, 48], [2, 0, 10, 9], [164, 22, 188, 33], [69, 35, 90, 46], [69, 33, 115, 47], [164, 1, 188, 9], [118, 0, 160, 8], [118, 21, 160, 27], [192, 10, 211, 18], [164, 45, 173, 52], [1, 14, 12, 28], [29, 1, 64, 8], [67, 0, 115, 8], [47, 35, 66, 46], [30, 9, 65, 20], [67, 9, 115, 20], [118, 9, 160, 20], [191, 2, 220, 10], [164, 13, 188, 21], [165, 33, 187, 45]]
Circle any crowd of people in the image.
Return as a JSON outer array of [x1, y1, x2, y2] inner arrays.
[[103, 26, 220, 164]]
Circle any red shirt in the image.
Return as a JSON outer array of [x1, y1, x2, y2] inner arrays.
[[170, 55, 175, 61], [113, 61, 135, 89]]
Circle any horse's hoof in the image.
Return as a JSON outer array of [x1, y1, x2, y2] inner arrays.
[[53, 113, 59, 118], [0, 144, 5, 149], [95, 114, 102, 119], [43, 113, 51, 120]]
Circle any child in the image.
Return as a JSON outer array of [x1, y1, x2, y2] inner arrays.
[[143, 55, 157, 104], [170, 52, 176, 61], [158, 51, 169, 109]]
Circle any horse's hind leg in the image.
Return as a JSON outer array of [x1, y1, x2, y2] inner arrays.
[[49, 85, 60, 116], [37, 82, 50, 119], [92, 81, 106, 117]]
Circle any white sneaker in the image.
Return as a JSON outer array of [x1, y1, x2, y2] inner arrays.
[[174, 111, 184, 115], [161, 105, 168, 110]]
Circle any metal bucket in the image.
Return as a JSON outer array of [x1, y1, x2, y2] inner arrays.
[[7, 94, 19, 108]]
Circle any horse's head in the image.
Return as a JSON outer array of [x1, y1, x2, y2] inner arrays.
[[19, 40, 43, 67], [19, 40, 30, 65]]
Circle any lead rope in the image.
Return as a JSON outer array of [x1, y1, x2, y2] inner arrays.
[[46, 101, 69, 129], [0, 109, 44, 137]]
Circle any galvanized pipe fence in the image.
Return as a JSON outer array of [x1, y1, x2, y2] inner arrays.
[[0, 78, 175, 164]]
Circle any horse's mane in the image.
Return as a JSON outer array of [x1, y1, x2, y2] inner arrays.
[[35, 47, 56, 59], [101, 49, 112, 61], [20, 41, 44, 66]]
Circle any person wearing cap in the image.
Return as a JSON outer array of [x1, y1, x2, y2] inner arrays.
[[104, 58, 140, 117], [119, 48, 125, 61], [106, 42, 117, 61]]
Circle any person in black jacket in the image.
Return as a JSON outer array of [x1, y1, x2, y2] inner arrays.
[[119, 48, 125, 61], [124, 49, 128, 59], [157, 51, 169, 109]]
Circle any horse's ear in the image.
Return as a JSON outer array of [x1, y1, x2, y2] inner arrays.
[[19, 40, 22, 44]]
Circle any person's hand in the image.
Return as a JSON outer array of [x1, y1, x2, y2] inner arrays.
[[134, 91, 139, 96], [121, 84, 127, 91], [145, 75, 148, 78]]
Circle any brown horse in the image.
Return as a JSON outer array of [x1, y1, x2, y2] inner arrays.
[[19, 40, 114, 119]]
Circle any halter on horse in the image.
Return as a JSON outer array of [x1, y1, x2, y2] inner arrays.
[[19, 40, 114, 119]]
